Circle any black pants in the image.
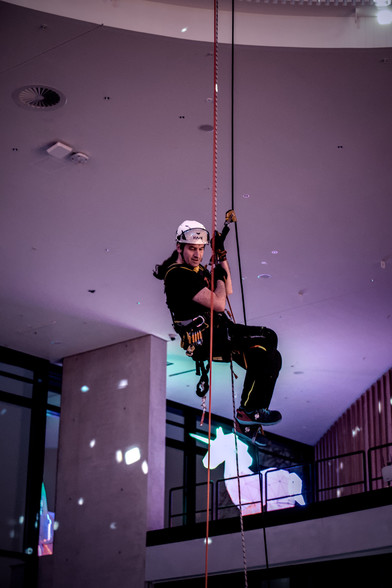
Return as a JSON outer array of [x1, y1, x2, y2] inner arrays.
[[224, 323, 282, 410]]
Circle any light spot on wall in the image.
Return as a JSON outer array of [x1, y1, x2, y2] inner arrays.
[[124, 447, 141, 465], [142, 460, 148, 474], [80, 385, 89, 393], [118, 379, 128, 389], [116, 450, 123, 463]]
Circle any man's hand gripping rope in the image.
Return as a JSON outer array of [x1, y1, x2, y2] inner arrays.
[[211, 209, 237, 266]]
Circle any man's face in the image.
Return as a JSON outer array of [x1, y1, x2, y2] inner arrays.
[[180, 243, 205, 268]]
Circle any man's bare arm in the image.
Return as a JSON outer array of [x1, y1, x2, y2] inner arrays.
[[220, 259, 233, 296], [192, 260, 232, 312]]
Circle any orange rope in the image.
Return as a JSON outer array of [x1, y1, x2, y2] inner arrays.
[[204, 2, 219, 586]]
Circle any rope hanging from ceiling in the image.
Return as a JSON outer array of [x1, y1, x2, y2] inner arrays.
[[203, 2, 272, 586], [203, 2, 251, 587], [203, 0, 219, 582]]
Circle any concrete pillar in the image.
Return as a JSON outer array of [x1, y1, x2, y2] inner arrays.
[[46, 335, 166, 588]]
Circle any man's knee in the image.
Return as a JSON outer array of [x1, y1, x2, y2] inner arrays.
[[248, 346, 281, 376], [271, 349, 282, 374], [260, 327, 278, 349]]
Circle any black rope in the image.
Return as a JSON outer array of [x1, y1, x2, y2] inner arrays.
[[230, 1, 270, 582], [230, 357, 249, 588], [230, 0, 247, 327]]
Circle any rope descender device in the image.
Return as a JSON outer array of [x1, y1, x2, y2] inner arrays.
[[224, 208, 237, 226], [210, 209, 237, 265]]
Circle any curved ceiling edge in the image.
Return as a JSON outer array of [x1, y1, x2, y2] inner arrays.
[[5, 0, 392, 49]]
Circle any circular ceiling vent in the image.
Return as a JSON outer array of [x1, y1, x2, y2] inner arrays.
[[12, 86, 66, 110]]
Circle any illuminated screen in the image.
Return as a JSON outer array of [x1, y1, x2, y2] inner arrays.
[[194, 427, 306, 515], [38, 483, 54, 556]]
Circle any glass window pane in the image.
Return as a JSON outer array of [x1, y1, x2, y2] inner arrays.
[[0, 375, 33, 398], [47, 391, 61, 407], [0, 402, 31, 552], [0, 556, 26, 588], [0, 363, 33, 380], [166, 422, 184, 442], [166, 410, 184, 425]]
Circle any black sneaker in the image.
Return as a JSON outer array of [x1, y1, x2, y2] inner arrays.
[[233, 421, 267, 448], [236, 407, 282, 426]]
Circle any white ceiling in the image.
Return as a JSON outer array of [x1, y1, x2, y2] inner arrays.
[[1, 0, 391, 445]]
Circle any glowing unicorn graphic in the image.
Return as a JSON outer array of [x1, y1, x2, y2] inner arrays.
[[200, 427, 305, 516]]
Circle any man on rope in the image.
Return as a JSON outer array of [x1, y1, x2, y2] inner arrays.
[[153, 220, 282, 447]]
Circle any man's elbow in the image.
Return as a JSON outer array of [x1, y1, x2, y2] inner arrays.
[[214, 299, 226, 313]]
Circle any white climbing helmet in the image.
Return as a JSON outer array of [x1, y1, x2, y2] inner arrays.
[[176, 220, 210, 245]]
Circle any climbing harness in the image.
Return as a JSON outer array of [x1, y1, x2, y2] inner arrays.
[[174, 314, 209, 358]]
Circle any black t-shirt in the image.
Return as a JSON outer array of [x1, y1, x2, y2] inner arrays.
[[164, 263, 211, 321], [164, 262, 232, 360]]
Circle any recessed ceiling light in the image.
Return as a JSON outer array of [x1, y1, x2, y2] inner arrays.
[[257, 273, 271, 279], [71, 152, 89, 164]]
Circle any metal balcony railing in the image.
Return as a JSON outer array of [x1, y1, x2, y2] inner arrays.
[[168, 444, 391, 527]]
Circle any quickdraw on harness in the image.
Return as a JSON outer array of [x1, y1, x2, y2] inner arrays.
[[171, 312, 211, 398], [175, 314, 209, 358]]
